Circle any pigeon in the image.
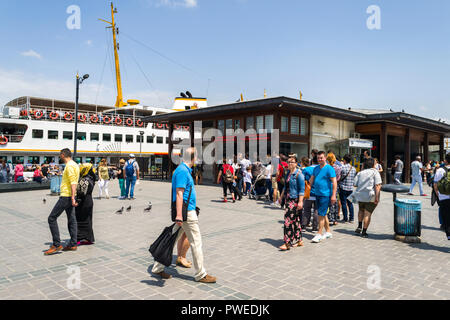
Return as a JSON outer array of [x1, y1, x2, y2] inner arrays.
[[126, 205, 132, 212], [115, 207, 124, 214], [144, 201, 152, 212], [43, 198, 46, 204]]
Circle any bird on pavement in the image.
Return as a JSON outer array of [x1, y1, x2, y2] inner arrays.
[[126, 205, 132, 212], [115, 207, 124, 214], [144, 201, 152, 212]]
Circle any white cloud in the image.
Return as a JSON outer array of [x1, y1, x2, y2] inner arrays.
[[20, 50, 42, 59], [85, 40, 93, 46], [155, 0, 198, 8], [0, 68, 174, 109]]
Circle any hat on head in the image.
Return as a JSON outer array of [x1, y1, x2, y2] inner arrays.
[[129, 154, 135, 158]]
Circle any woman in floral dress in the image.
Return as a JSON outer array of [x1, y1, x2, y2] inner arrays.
[[279, 156, 305, 251]]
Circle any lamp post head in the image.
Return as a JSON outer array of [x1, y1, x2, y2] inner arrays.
[[83, 74, 89, 80]]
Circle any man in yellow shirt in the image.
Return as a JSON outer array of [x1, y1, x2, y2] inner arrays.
[[45, 148, 80, 255]]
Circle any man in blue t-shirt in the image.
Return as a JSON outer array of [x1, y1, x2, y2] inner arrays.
[[309, 151, 337, 243], [151, 147, 216, 284]]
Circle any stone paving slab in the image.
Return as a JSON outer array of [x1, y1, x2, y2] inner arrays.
[[0, 181, 448, 300]]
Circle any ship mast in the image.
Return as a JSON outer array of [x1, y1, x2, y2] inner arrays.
[[99, 2, 127, 108]]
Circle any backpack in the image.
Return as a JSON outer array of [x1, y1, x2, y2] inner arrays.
[[125, 161, 135, 177], [437, 167, 450, 195], [224, 165, 233, 183]]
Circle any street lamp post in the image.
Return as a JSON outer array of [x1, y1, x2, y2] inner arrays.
[[74, 73, 89, 160]]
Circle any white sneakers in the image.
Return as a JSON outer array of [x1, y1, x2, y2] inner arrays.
[[312, 232, 332, 243], [312, 234, 322, 243]]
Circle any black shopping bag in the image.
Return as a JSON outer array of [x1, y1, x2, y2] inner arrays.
[[149, 223, 181, 267]]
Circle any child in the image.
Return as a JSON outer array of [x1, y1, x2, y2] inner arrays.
[[243, 166, 252, 196]]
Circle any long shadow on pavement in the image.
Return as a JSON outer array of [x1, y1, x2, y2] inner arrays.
[[144, 264, 195, 287], [333, 228, 393, 240]]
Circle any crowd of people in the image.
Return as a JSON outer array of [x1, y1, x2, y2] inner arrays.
[[0, 160, 64, 183], [214, 149, 450, 247]]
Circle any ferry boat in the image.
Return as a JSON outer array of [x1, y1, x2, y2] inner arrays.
[[0, 2, 207, 173]]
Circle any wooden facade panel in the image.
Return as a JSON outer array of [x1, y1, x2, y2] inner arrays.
[[355, 123, 381, 134], [386, 125, 406, 137], [410, 129, 424, 142], [429, 133, 441, 144]]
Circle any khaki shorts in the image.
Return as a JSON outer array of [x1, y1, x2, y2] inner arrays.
[[271, 177, 278, 190], [358, 202, 378, 214]]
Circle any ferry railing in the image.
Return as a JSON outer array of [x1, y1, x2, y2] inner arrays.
[[0, 134, 24, 143]]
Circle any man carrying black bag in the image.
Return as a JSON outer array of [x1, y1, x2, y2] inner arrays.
[[151, 147, 217, 283]]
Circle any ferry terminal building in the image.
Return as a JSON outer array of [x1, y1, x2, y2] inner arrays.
[[145, 96, 450, 184]]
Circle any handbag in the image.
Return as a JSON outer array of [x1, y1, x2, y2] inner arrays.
[[171, 186, 192, 222], [149, 223, 181, 267]]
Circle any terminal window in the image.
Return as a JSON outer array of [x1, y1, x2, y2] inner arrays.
[[63, 131, 73, 140], [281, 116, 288, 132], [32, 129, 43, 139]]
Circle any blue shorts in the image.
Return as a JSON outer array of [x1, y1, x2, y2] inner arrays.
[[316, 196, 331, 217]]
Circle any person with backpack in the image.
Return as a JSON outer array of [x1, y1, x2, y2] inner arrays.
[[124, 154, 140, 200], [433, 153, 450, 240], [302, 156, 319, 232], [217, 158, 235, 203], [351, 157, 382, 238]]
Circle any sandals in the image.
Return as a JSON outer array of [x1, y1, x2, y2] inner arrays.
[[279, 244, 290, 251]]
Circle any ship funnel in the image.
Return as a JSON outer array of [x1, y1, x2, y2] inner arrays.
[[186, 91, 192, 98], [180, 92, 187, 98]]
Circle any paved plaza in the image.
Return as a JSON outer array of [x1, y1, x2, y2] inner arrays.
[[0, 180, 448, 300]]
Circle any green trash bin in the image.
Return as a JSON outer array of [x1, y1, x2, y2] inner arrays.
[[394, 198, 421, 237]]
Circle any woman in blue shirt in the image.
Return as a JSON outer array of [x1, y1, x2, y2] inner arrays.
[[279, 156, 305, 251]]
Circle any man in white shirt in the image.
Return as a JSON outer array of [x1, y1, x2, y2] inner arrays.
[[433, 154, 450, 240], [408, 156, 426, 196]]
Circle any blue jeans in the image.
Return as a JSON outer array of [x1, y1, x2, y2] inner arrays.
[[339, 189, 354, 221], [237, 179, 243, 194], [126, 176, 137, 198]]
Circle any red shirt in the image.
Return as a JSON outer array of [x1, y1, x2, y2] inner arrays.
[[277, 162, 288, 182], [222, 164, 234, 175]]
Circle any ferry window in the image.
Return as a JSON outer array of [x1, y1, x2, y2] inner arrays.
[[32, 129, 44, 139], [290, 116, 299, 135], [85, 157, 95, 164], [77, 132, 86, 141], [12, 156, 24, 164], [246, 117, 254, 130], [136, 135, 143, 143], [156, 136, 163, 144], [147, 136, 154, 143], [48, 130, 58, 140], [165, 137, 169, 144], [103, 133, 111, 142], [300, 118, 309, 136], [90, 133, 99, 141], [115, 134, 123, 142], [74, 157, 82, 164], [281, 116, 289, 133], [265, 115, 274, 132], [43, 156, 54, 164], [126, 135, 133, 143], [63, 131, 73, 140], [28, 156, 40, 164]]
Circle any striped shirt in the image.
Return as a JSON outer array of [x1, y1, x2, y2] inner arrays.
[[339, 163, 356, 191]]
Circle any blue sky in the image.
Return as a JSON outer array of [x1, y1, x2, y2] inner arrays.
[[0, 0, 449, 120]]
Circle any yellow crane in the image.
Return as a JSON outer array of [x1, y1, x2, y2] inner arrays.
[[99, 2, 139, 107]]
